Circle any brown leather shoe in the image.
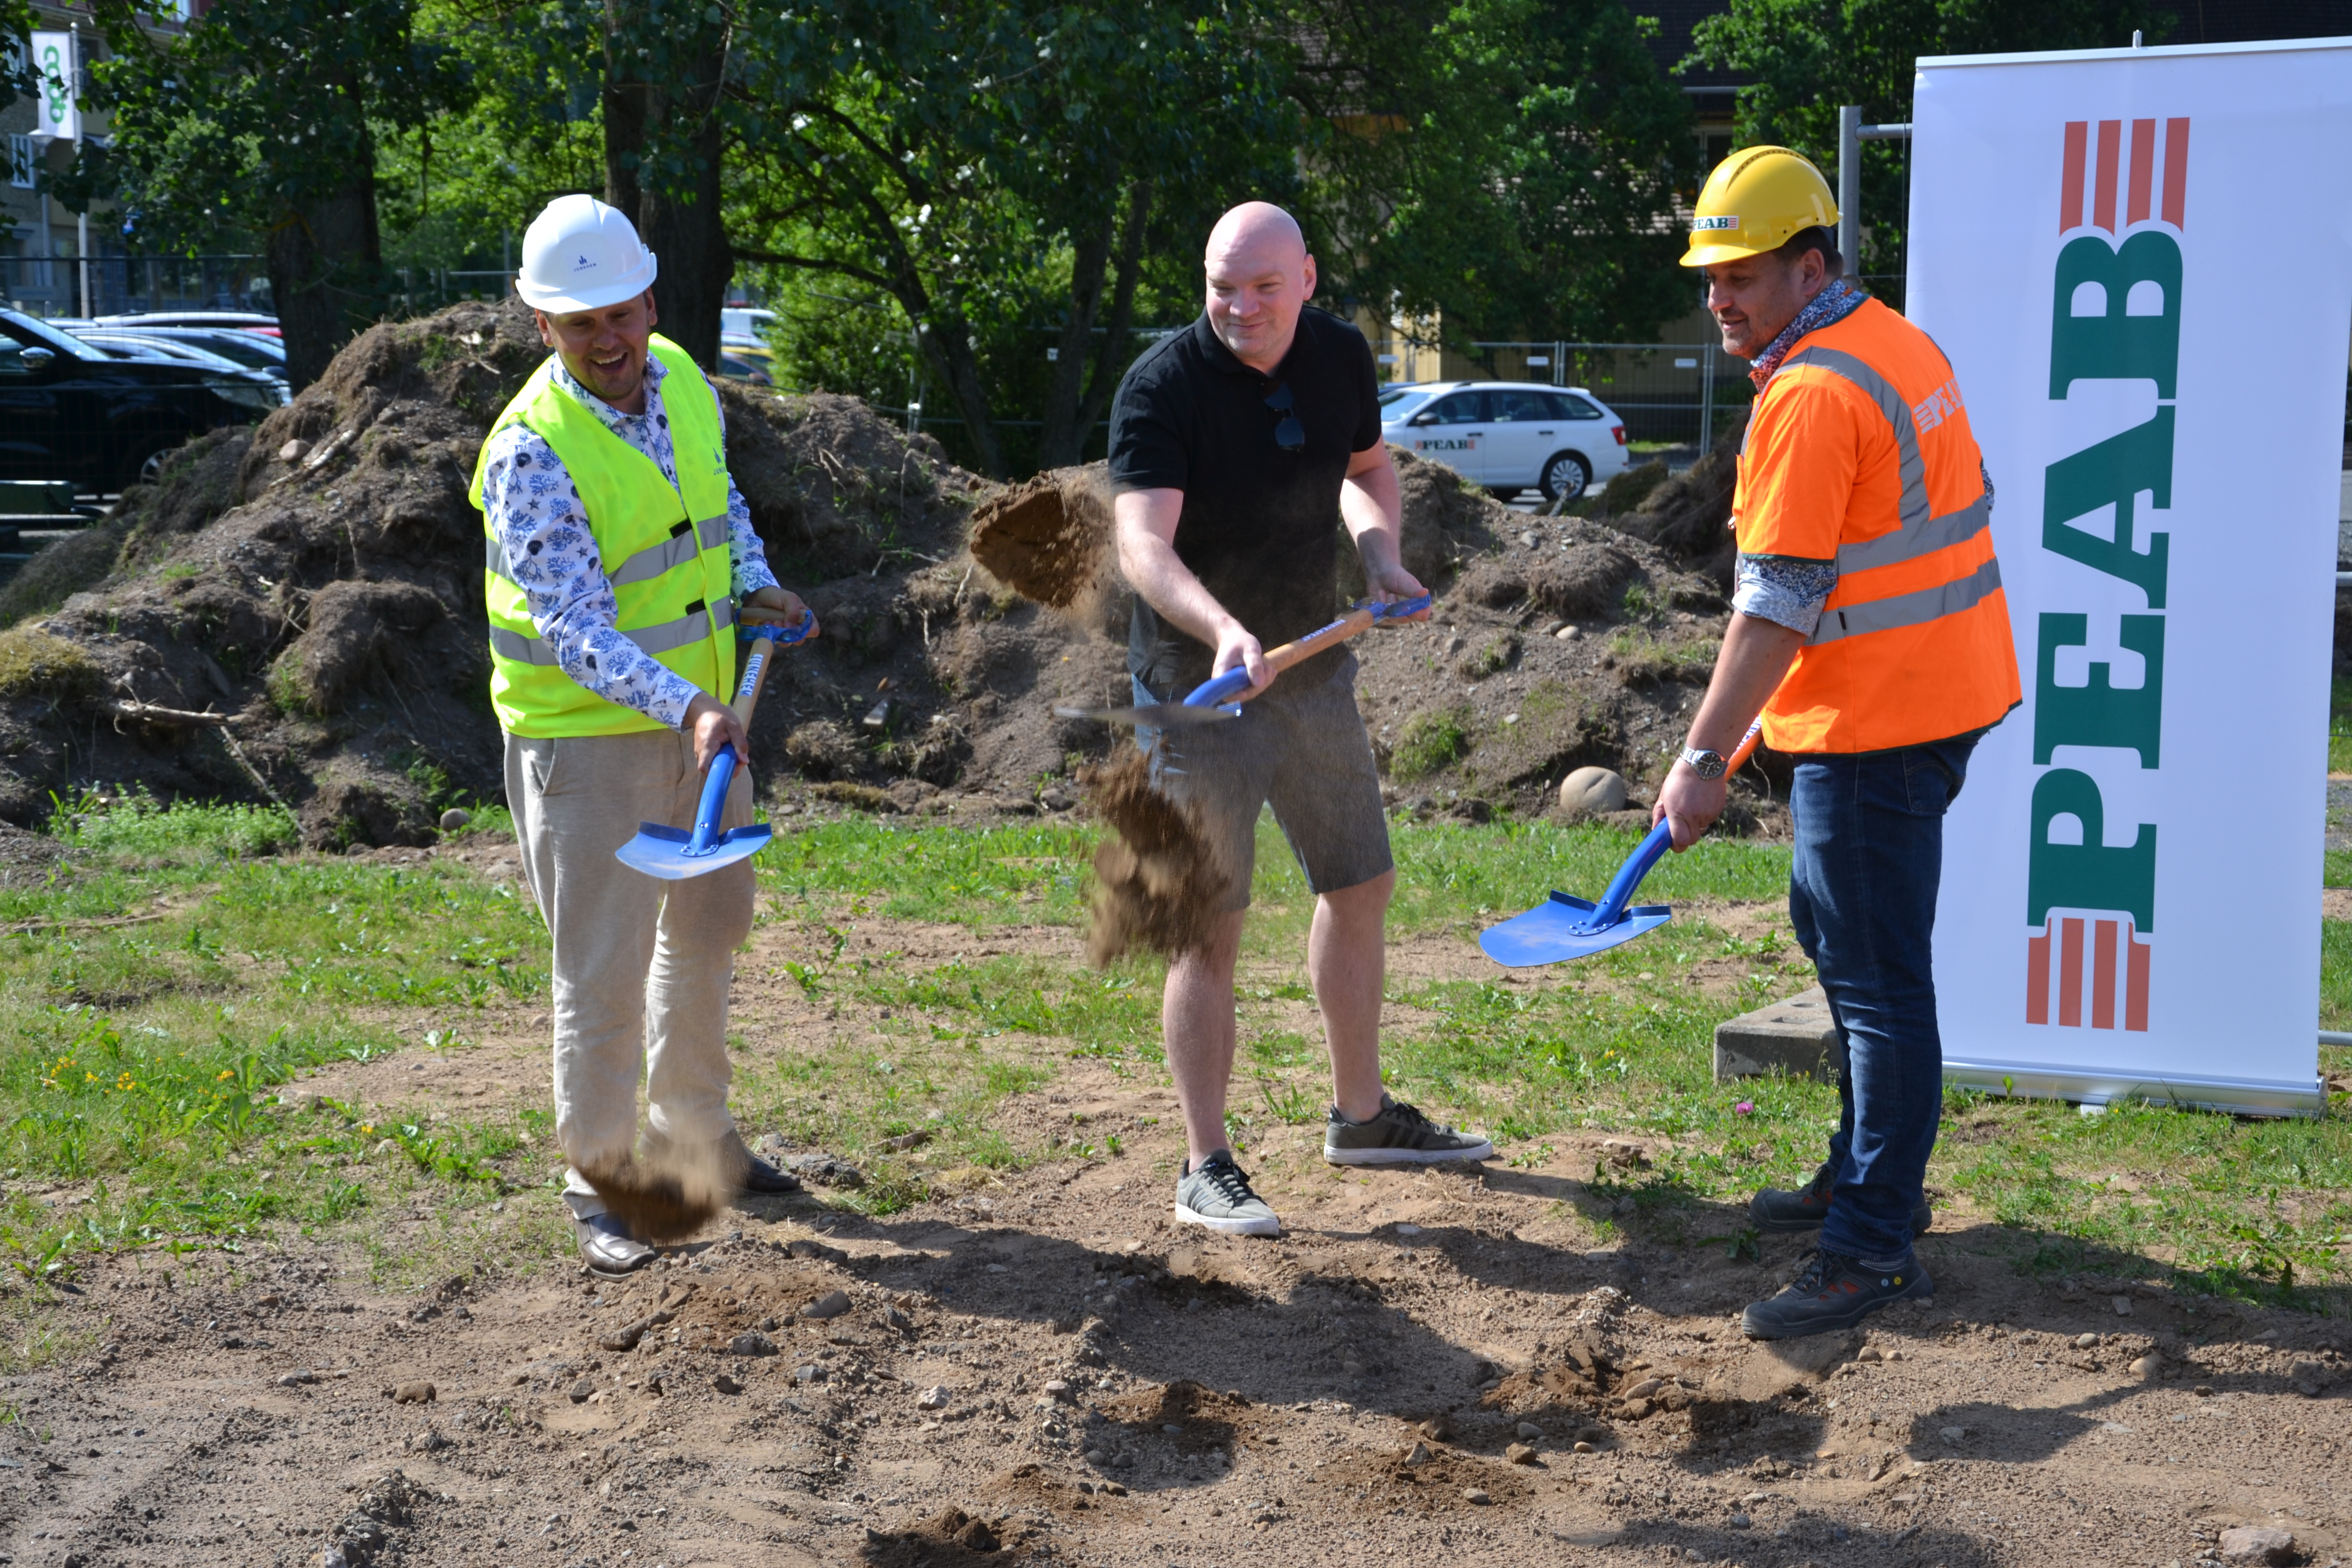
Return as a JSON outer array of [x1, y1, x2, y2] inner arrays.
[[576, 1213, 656, 1277]]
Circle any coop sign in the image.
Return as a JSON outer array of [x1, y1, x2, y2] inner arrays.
[[29, 32, 79, 142]]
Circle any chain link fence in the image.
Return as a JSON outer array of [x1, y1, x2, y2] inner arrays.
[[1373, 338, 1753, 450]]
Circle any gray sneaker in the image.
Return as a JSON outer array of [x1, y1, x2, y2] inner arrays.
[[1174, 1150, 1281, 1237], [1324, 1095, 1495, 1166]]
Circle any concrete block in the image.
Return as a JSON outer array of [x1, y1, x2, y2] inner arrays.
[[1712, 987, 1845, 1083]]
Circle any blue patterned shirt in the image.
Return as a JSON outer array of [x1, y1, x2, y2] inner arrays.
[[477, 353, 779, 729]]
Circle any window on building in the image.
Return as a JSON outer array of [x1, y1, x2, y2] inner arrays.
[[8, 135, 34, 190]]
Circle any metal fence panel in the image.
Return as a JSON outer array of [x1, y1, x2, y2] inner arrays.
[[2, 254, 277, 318], [1372, 338, 1754, 450]]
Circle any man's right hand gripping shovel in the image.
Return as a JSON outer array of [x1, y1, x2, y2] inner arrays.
[[1478, 716, 1766, 968], [615, 605, 817, 881]]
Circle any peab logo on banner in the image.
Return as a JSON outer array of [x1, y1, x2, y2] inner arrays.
[[2022, 116, 2188, 1036], [1912, 36, 2352, 1116]]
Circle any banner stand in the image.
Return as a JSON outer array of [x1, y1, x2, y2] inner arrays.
[[1910, 36, 2352, 1119]]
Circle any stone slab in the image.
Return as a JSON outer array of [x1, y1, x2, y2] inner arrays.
[[1712, 987, 1844, 1083]]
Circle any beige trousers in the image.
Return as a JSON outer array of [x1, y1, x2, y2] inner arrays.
[[505, 728, 754, 1219]]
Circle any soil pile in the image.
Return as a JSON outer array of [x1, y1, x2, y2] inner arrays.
[[0, 300, 1761, 838], [0, 299, 1047, 839], [1592, 430, 1742, 591], [1079, 748, 1230, 967]]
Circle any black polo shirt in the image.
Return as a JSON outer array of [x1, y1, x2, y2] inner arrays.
[[1108, 305, 1383, 693]]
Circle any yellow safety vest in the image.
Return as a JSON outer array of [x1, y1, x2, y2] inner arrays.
[[469, 337, 736, 737]]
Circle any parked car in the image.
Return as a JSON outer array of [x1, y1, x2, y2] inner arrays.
[[92, 326, 288, 380], [720, 307, 775, 341], [74, 330, 256, 372], [96, 310, 281, 339], [1379, 381, 1629, 504], [0, 308, 289, 493], [718, 334, 777, 386]]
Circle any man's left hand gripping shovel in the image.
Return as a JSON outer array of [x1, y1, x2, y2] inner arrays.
[[615, 606, 816, 881], [1479, 717, 1763, 967]]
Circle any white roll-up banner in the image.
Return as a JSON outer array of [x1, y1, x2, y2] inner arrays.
[[1910, 36, 2352, 1116]]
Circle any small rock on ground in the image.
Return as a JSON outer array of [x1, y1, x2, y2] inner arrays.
[[2218, 1525, 2296, 1563]]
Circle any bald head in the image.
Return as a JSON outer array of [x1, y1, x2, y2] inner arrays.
[[1204, 201, 1316, 373]]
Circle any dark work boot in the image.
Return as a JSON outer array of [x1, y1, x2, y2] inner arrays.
[[1740, 1247, 1933, 1340], [1750, 1161, 1932, 1237]]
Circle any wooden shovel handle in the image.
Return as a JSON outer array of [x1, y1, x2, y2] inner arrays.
[[1262, 605, 1378, 675]]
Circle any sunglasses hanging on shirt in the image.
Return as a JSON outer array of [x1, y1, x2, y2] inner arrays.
[[1263, 381, 1305, 452]]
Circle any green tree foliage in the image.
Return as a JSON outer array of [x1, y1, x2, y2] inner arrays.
[[1302, 0, 1700, 348], [723, 0, 1300, 476], [374, 0, 607, 277], [79, 0, 473, 385], [1687, 0, 2174, 290]]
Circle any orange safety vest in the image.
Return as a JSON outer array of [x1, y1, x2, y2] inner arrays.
[[1733, 296, 2022, 753]]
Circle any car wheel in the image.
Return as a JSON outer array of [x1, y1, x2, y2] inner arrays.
[[118, 440, 180, 493], [1538, 451, 1592, 504]]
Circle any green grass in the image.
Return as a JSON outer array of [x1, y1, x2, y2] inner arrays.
[[2332, 677, 2352, 774], [1389, 705, 1473, 779], [0, 791, 2344, 1317]]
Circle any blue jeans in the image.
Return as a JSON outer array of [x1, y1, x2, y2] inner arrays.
[[1787, 732, 1978, 1263]]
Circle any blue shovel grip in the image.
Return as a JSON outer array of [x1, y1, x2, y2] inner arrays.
[[1585, 818, 1675, 930], [686, 747, 738, 855], [1180, 669, 1252, 708]]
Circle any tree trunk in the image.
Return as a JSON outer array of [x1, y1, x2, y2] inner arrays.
[[1035, 200, 1117, 471], [604, 3, 731, 370], [920, 315, 1006, 478], [265, 142, 383, 390], [1075, 182, 1153, 448], [1035, 180, 1153, 471]]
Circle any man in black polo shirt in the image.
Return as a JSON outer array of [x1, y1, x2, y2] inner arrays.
[[1110, 201, 1493, 1237]]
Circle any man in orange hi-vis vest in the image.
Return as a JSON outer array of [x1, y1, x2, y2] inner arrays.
[[1655, 147, 2021, 1340]]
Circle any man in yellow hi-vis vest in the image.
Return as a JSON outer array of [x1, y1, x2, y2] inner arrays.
[[473, 195, 816, 1277]]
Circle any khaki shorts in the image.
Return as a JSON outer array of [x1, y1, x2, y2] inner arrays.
[[1137, 649, 1393, 914]]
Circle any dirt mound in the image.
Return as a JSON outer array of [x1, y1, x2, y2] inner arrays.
[[1080, 748, 1230, 967], [0, 303, 1762, 837], [0, 298, 1062, 836], [1598, 429, 1742, 591]]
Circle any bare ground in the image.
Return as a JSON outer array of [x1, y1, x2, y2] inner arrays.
[[2, 913, 2347, 1568]]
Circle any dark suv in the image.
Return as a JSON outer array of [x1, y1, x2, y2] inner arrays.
[[0, 308, 286, 494]]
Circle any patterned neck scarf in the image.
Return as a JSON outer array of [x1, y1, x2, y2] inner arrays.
[[1747, 276, 1865, 388]]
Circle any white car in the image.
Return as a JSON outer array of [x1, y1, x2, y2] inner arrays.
[[1379, 380, 1629, 504]]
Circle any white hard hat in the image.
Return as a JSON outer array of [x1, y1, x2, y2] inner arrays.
[[517, 194, 657, 313]]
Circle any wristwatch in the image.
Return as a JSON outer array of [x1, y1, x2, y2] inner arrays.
[[1678, 744, 1728, 780]]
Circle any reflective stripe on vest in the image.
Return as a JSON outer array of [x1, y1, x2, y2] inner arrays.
[[483, 510, 728, 589], [1776, 345, 1993, 576], [1807, 554, 2003, 646], [1771, 344, 1995, 645], [486, 598, 737, 666]]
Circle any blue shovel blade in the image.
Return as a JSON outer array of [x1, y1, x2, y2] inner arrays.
[[614, 822, 774, 881], [1477, 892, 1672, 967]]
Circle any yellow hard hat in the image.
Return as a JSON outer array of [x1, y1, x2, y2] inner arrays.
[[1680, 146, 1839, 268]]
